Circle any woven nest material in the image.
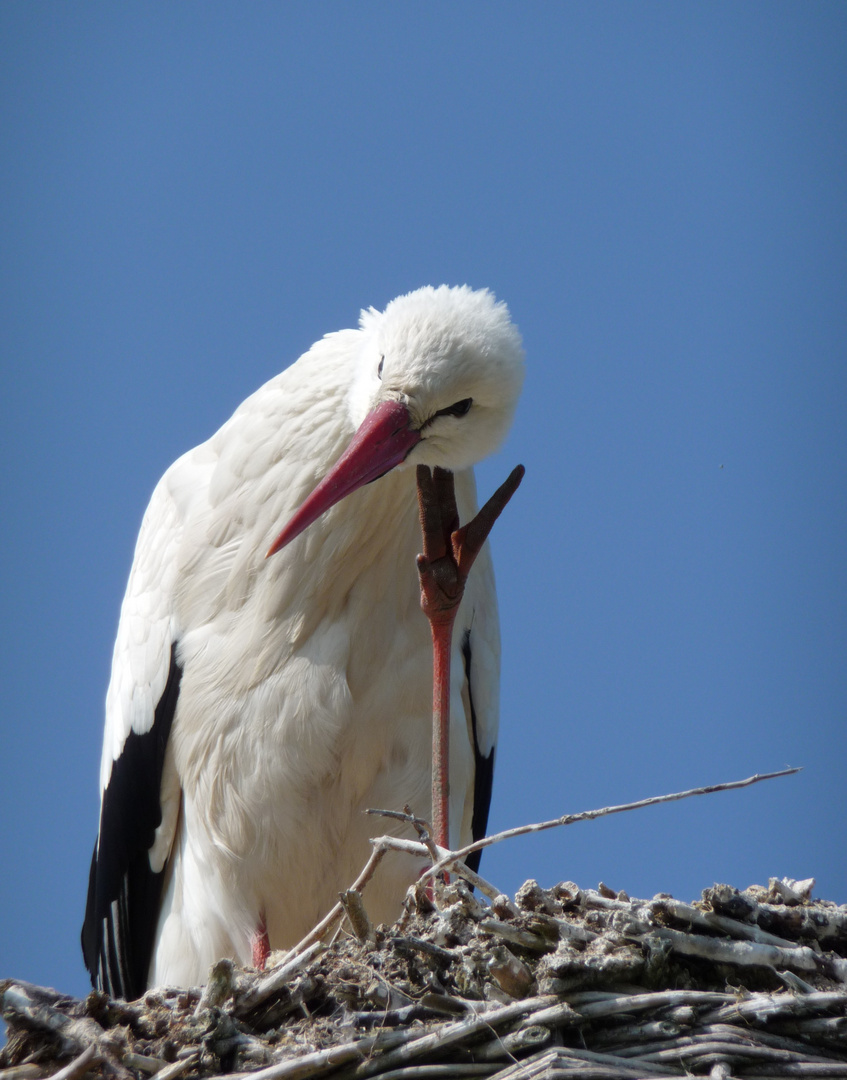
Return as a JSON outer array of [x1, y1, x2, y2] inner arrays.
[[3, 877, 847, 1080]]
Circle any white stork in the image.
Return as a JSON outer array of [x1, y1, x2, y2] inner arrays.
[[82, 285, 525, 998]]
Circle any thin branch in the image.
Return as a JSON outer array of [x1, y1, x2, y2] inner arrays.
[[419, 767, 801, 883], [270, 767, 801, 969], [235, 939, 325, 1013], [45, 1047, 100, 1080], [266, 839, 396, 970], [366, 807, 503, 901], [366, 806, 441, 865]]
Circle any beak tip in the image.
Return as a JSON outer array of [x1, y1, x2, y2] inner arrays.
[[266, 527, 293, 558], [265, 399, 420, 554]]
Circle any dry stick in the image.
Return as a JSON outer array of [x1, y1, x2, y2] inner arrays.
[[363, 769, 801, 898], [221, 1000, 557, 1080], [347, 995, 557, 1079], [632, 925, 823, 976], [214, 1031, 410, 1080], [418, 766, 801, 885], [570, 885, 812, 954], [0, 1068, 44, 1080], [236, 939, 325, 1013], [343, 830, 506, 915], [371, 806, 442, 866], [149, 1061, 195, 1080], [122, 1053, 170, 1075], [264, 767, 800, 979], [44, 1047, 100, 1080], [530, 1044, 683, 1078], [364, 811, 504, 901], [1, 983, 127, 1079], [647, 896, 800, 949], [266, 841, 393, 978]]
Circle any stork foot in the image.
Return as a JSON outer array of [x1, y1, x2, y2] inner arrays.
[[415, 464, 525, 622], [414, 464, 524, 849]]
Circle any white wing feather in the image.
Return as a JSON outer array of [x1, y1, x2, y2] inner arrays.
[[98, 329, 359, 798], [101, 476, 181, 795]]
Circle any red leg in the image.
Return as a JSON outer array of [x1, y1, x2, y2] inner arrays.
[[251, 913, 270, 970], [429, 617, 453, 848], [415, 464, 524, 850]]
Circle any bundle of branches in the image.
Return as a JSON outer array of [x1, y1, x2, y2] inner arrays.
[[4, 872, 847, 1080]]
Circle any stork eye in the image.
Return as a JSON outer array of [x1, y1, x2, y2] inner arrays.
[[377, 355, 385, 379], [436, 397, 473, 418]]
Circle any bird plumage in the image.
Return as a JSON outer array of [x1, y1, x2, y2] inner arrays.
[[82, 285, 524, 997]]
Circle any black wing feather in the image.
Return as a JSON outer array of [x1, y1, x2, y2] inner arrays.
[[461, 630, 495, 875], [81, 644, 182, 999]]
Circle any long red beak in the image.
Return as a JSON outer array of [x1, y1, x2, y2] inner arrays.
[[267, 400, 422, 556]]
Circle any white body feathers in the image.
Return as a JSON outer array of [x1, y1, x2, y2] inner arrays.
[[86, 286, 523, 992]]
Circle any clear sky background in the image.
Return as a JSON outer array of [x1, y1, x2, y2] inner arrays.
[[2, 3, 845, 1000]]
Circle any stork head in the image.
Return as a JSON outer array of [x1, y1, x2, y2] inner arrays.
[[268, 285, 524, 555]]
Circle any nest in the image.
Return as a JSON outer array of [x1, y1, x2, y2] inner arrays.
[[3, 875, 847, 1080]]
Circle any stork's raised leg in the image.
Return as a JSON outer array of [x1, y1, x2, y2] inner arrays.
[[415, 464, 525, 848]]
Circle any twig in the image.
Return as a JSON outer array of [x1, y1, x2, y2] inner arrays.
[[235, 939, 324, 1013], [419, 767, 801, 883], [194, 959, 235, 1015], [347, 995, 558, 1078], [701, 991, 847, 1026], [150, 1061, 196, 1080], [215, 1030, 410, 1080], [542, 989, 733, 1023], [479, 919, 555, 954], [559, 1044, 687, 1076], [648, 895, 800, 949], [366, 808, 504, 901], [365, 807, 441, 866], [0, 984, 129, 1080], [272, 843, 389, 963], [339, 889, 376, 945], [472, 1024, 551, 1062], [273, 768, 800, 967], [121, 1054, 169, 1075], [628, 923, 825, 977], [43, 1048, 100, 1080], [4, 869, 847, 1080]]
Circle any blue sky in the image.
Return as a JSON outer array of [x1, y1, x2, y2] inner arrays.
[[2, 3, 845, 999]]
